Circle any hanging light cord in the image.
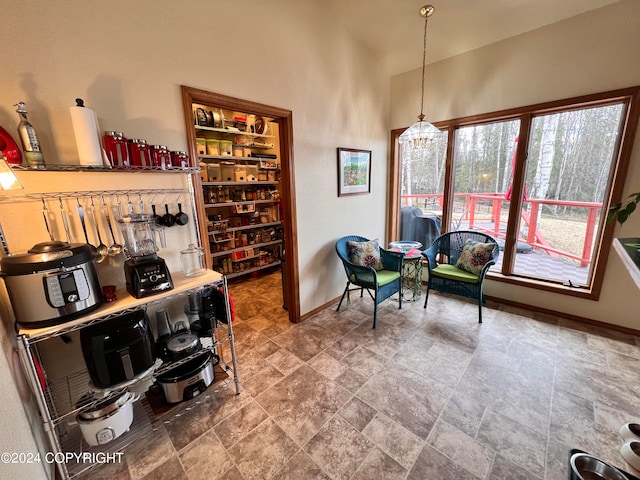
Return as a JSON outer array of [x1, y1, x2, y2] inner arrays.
[[418, 13, 429, 122]]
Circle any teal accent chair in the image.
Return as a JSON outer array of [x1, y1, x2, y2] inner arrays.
[[422, 230, 499, 323], [335, 235, 404, 328]]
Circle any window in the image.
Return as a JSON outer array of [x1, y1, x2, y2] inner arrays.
[[389, 87, 640, 299]]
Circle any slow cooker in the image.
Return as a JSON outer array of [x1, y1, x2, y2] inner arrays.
[[0, 241, 102, 326], [156, 350, 215, 404]]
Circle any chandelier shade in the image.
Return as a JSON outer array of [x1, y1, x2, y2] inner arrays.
[[399, 5, 441, 151]]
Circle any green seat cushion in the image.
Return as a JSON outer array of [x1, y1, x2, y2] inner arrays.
[[431, 264, 479, 283], [376, 270, 401, 286]]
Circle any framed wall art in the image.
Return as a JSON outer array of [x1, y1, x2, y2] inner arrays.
[[337, 147, 371, 196]]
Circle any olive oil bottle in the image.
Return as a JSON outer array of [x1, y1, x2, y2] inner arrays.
[[15, 101, 45, 168]]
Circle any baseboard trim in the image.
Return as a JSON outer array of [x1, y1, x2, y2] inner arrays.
[[485, 294, 640, 336]]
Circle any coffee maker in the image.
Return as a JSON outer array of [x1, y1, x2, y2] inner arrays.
[[117, 214, 173, 298]]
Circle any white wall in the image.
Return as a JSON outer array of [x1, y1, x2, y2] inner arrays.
[[391, 0, 640, 330], [0, 1, 389, 476]]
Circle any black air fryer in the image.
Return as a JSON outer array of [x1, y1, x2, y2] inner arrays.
[[80, 310, 155, 388]]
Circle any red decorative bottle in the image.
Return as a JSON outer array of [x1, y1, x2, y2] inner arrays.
[[0, 123, 23, 165]]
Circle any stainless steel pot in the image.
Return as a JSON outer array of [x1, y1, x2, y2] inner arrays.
[[569, 452, 629, 480], [156, 351, 214, 403], [0, 241, 102, 326]]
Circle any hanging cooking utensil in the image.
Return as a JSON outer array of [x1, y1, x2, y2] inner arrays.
[[151, 205, 164, 226], [41, 198, 55, 241], [76, 198, 91, 245], [89, 197, 108, 262], [163, 204, 175, 227], [0, 222, 10, 256], [175, 203, 189, 226], [126, 194, 134, 215], [59, 198, 72, 243], [138, 193, 145, 214], [102, 196, 122, 256]]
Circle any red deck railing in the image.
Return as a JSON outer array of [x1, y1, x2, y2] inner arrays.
[[401, 193, 602, 267]]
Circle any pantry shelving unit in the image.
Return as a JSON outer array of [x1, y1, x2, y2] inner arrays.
[[193, 120, 284, 278]]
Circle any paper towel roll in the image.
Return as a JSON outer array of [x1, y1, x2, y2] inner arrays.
[[70, 99, 105, 166]]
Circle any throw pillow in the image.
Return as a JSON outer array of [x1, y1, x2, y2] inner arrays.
[[347, 239, 384, 271], [456, 239, 495, 276]]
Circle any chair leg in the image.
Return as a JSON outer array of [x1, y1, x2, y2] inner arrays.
[[423, 284, 430, 309], [372, 290, 378, 329], [398, 278, 402, 310], [336, 283, 350, 312], [478, 293, 483, 323]]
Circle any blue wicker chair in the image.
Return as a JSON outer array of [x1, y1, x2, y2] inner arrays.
[[422, 230, 499, 323], [335, 235, 404, 328]]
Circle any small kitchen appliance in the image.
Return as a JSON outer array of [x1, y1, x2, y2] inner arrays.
[[117, 214, 173, 298], [75, 390, 139, 446], [80, 309, 155, 388], [156, 350, 215, 404], [0, 241, 102, 326]]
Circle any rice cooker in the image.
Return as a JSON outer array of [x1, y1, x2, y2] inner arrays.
[[75, 390, 139, 447], [0, 241, 102, 327], [156, 350, 215, 404]]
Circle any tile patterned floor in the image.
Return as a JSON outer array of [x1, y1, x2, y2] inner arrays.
[[82, 271, 640, 480]]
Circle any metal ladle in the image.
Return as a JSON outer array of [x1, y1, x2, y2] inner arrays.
[[102, 196, 122, 256], [89, 197, 108, 262]]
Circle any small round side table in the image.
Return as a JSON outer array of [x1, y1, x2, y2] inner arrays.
[[388, 241, 423, 302]]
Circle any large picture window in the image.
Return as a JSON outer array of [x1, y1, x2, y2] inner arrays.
[[390, 87, 640, 299]]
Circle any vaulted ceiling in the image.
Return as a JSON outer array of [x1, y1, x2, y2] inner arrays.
[[325, 0, 622, 76]]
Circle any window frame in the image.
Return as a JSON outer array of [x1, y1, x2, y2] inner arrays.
[[388, 86, 640, 300]]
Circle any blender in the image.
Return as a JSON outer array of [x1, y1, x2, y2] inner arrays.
[[117, 214, 173, 298]]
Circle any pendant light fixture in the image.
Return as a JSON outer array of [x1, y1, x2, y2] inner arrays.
[[399, 5, 441, 151]]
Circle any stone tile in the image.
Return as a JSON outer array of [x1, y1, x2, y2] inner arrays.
[[272, 450, 330, 480], [356, 363, 453, 439], [139, 457, 187, 480], [266, 348, 305, 376], [362, 413, 424, 470], [440, 391, 487, 438], [324, 336, 361, 360], [178, 430, 235, 480], [273, 322, 342, 361], [125, 425, 176, 479], [428, 419, 494, 479], [304, 416, 373, 480], [214, 400, 269, 449], [351, 447, 407, 480], [228, 418, 299, 480], [342, 346, 386, 377], [476, 409, 547, 477], [308, 351, 348, 380], [240, 364, 284, 397], [488, 454, 541, 480], [77, 460, 131, 480], [407, 444, 479, 480], [334, 367, 369, 393], [164, 387, 251, 450], [549, 389, 598, 452], [256, 364, 351, 444], [245, 314, 274, 332], [338, 396, 378, 432]]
